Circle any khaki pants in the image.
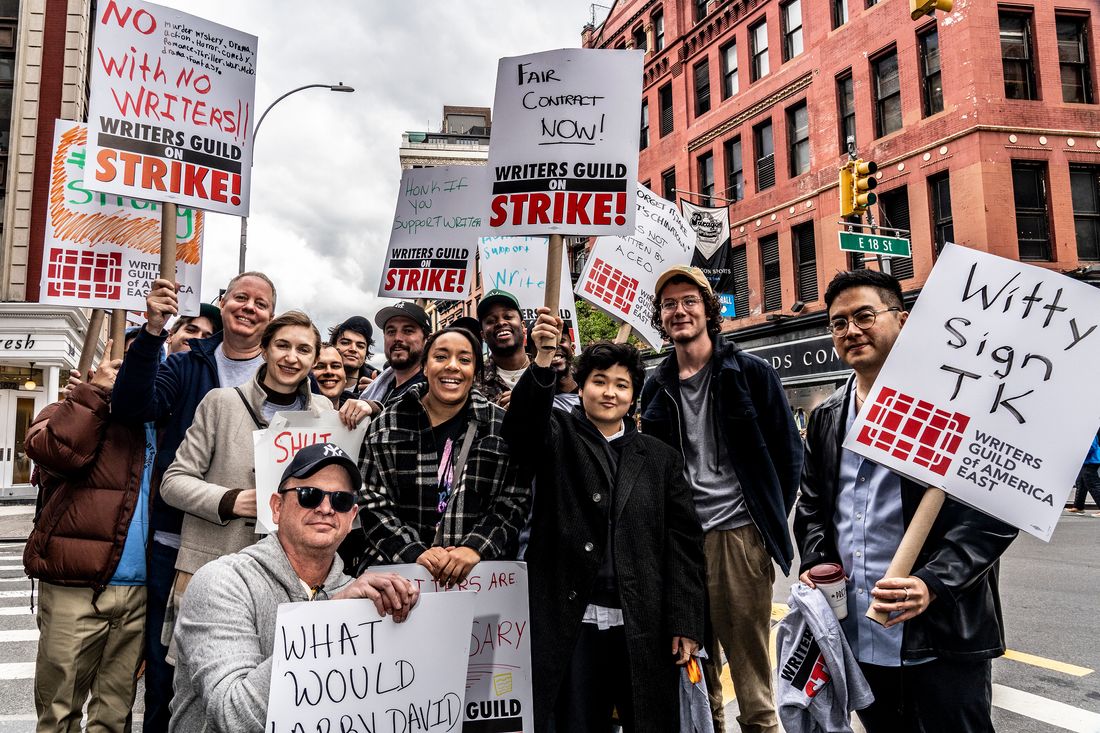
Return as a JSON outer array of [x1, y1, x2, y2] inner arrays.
[[702, 525, 779, 733], [162, 570, 193, 665], [34, 582, 146, 733]]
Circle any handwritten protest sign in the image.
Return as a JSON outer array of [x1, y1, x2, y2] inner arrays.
[[266, 591, 475, 733], [253, 412, 368, 534], [575, 184, 696, 348], [681, 200, 737, 317], [84, 0, 257, 216], [844, 243, 1100, 540], [38, 121, 204, 313], [379, 166, 487, 300], [377, 562, 532, 733], [479, 236, 580, 353], [485, 48, 643, 236]]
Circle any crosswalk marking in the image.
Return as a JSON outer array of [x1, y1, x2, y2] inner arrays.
[[0, 663, 35, 680], [0, 607, 32, 616], [0, 565, 25, 571], [993, 684, 1100, 733], [0, 590, 30, 598], [0, 630, 38, 642]]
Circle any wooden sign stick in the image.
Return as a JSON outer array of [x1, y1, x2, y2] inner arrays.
[[160, 202, 177, 284], [613, 321, 632, 343], [865, 486, 946, 626], [544, 234, 564, 310], [109, 308, 127, 360], [76, 309, 106, 377]]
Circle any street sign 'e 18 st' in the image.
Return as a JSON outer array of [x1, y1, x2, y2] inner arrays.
[[838, 231, 912, 258]]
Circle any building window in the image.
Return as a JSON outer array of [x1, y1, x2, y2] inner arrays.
[[658, 82, 673, 136], [695, 0, 709, 23], [1057, 15, 1093, 104], [694, 58, 711, 116], [1000, 11, 1038, 101], [1012, 161, 1051, 260], [632, 24, 647, 51], [725, 136, 744, 202], [1070, 165, 1100, 260], [761, 233, 782, 312], [732, 244, 749, 319], [698, 152, 715, 206], [872, 47, 902, 137], [833, 0, 849, 29], [866, 0, 880, 6], [919, 25, 943, 116], [837, 72, 856, 152], [793, 222, 818, 302], [615, 40, 627, 50], [653, 10, 665, 51], [928, 172, 954, 254], [754, 119, 775, 191], [782, 1, 803, 62], [877, 187, 914, 279], [787, 101, 810, 177], [661, 167, 677, 202], [721, 41, 739, 98], [750, 20, 769, 81], [640, 100, 649, 151]]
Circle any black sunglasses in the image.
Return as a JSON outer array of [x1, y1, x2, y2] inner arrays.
[[277, 486, 357, 513]]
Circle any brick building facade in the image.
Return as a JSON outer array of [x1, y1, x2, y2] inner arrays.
[[584, 0, 1100, 409]]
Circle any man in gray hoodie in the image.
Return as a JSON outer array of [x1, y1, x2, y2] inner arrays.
[[169, 443, 419, 733]]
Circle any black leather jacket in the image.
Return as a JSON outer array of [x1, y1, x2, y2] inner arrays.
[[794, 377, 1018, 660]]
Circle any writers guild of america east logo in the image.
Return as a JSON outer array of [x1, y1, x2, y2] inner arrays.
[[690, 211, 722, 247]]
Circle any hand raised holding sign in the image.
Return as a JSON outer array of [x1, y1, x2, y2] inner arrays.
[[531, 306, 563, 368], [335, 571, 420, 622], [144, 278, 180, 336]]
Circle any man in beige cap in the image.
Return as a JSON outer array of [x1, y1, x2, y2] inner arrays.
[[639, 265, 802, 733]]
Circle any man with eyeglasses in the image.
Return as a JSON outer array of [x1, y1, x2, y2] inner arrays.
[[795, 270, 1016, 732], [169, 443, 419, 733], [640, 265, 802, 733]]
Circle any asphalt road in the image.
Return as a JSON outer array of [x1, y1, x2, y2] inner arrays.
[[1, 504, 1098, 732]]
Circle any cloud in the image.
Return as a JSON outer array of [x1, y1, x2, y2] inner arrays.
[[152, 0, 593, 334]]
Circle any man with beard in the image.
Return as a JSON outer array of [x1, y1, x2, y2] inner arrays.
[[329, 316, 377, 393], [360, 301, 429, 409], [640, 265, 802, 733], [478, 289, 528, 407]]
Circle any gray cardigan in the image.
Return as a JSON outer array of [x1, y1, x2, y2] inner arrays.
[[169, 534, 353, 733], [162, 366, 334, 575]]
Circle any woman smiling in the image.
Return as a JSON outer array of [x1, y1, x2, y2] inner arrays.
[[359, 327, 529, 585]]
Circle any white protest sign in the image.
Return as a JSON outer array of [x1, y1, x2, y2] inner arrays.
[[266, 591, 475, 733], [85, 0, 258, 216], [39, 120, 204, 314], [844, 243, 1100, 541], [479, 236, 581, 353], [575, 184, 696, 348], [379, 166, 488, 301], [253, 412, 368, 534], [485, 48, 643, 236], [376, 562, 532, 733]]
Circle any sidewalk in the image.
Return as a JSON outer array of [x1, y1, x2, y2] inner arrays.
[[0, 504, 34, 541]]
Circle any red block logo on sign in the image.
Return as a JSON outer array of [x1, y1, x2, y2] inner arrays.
[[582, 258, 637, 316], [855, 386, 970, 476], [45, 249, 121, 300]]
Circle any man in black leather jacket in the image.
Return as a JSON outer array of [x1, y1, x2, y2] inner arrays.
[[795, 269, 1017, 732]]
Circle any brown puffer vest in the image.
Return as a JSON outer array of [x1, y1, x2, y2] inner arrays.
[[23, 381, 146, 592]]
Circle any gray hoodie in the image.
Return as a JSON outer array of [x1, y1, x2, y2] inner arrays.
[[774, 583, 874, 733], [169, 535, 353, 733]]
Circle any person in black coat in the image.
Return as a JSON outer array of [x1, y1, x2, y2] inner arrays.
[[502, 307, 705, 733]]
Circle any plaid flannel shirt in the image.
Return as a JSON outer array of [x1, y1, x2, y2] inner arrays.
[[359, 382, 529, 564]]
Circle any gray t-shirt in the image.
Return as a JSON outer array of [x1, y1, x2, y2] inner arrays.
[[679, 361, 751, 532], [215, 344, 264, 389], [261, 395, 304, 422]]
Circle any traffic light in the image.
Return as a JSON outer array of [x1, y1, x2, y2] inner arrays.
[[852, 159, 878, 214], [839, 162, 855, 217], [910, 0, 952, 20]]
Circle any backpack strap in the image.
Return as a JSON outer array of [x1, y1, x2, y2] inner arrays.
[[234, 386, 268, 429]]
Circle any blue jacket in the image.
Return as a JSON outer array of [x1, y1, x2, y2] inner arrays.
[[640, 338, 803, 574], [111, 328, 224, 535]]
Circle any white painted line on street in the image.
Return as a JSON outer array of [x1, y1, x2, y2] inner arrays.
[[0, 565, 25, 571], [0, 607, 32, 615], [993, 683, 1100, 733], [0, 663, 34, 680], [0, 577, 30, 583], [0, 590, 29, 598], [0, 629, 37, 642]]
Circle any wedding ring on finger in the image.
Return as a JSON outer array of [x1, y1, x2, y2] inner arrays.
[[903, 587, 911, 602]]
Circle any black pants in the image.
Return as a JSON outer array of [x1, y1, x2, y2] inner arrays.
[[1073, 464, 1100, 510], [856, 658, 994, 733], [552, 623, 635, 732], [143, 541, 178, 733]]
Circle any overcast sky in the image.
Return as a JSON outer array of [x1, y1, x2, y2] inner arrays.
[[153, 0, 601, 345]]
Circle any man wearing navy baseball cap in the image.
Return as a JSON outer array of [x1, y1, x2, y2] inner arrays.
[[169, 443, 419, 733]]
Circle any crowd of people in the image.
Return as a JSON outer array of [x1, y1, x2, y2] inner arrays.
[[21, 264, 1019, 733]]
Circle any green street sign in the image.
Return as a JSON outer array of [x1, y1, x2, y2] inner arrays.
[[838, 231, 912, 258]]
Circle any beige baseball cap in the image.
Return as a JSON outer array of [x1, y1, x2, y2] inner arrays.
[[654, 265, 713, 300]]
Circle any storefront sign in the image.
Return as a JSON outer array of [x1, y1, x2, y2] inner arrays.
[[745, 334, 850, 382]]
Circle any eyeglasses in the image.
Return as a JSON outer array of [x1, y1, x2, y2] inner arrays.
[[659, 296, 703, 313], [826, 307, 901, 336], [277, 486, 357, 513]]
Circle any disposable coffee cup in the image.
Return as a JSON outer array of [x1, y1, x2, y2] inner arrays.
[[808, 563, 848, 620]]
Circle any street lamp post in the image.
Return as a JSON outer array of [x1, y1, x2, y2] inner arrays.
[[238, 82, 355, 274]]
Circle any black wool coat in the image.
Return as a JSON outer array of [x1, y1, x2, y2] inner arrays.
[[503, 364, 705, 732]]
